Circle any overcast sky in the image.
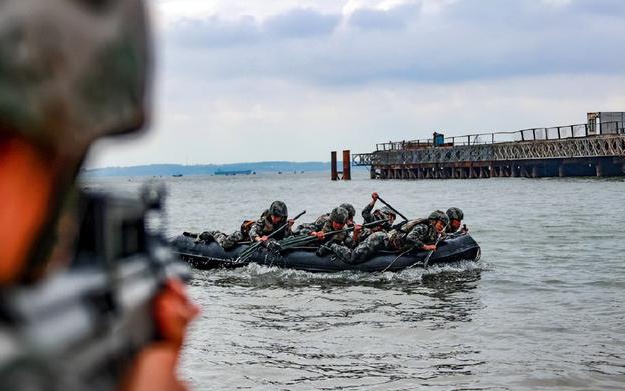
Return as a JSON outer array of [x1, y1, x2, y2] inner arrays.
[[87, 0, 625, 168]]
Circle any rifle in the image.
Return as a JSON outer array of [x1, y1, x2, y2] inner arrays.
[[278, 219, 390, 250], [0, 188, 190, 390], [234, 210, 306, 264]]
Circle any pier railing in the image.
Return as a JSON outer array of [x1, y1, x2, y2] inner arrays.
[[354, 121, 625, 167], [374, 121, 624, 151]]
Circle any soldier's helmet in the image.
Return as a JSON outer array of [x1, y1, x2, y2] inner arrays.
[[269, 201, 288, 217], [380, 206, 397, 217], [428, 210, 450, 226], [329, 206, 349, 224], [339, 203, 356, 219], [0, 0, 150, 158], [446, 207, 464, 221]]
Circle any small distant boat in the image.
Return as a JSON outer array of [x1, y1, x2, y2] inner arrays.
[[172, 174, 183, 177], [214, 169, 252, 176]]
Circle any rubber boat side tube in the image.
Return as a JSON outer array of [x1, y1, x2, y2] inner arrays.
[[171, 233, 481, 273]]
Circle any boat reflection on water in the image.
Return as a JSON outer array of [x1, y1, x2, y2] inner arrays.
[[411, 268, 484, 328]]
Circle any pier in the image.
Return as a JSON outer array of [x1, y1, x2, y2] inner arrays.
[[352, 112, 625, 179]]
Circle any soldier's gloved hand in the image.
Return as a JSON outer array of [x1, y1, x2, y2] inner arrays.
[[371, 192, 379, 201], [422, 244, 437, 251], [256, 235, 269, 243], [266, 240, 282, 252], [287, 219, 295, 227], [461, 224, 469, 233]]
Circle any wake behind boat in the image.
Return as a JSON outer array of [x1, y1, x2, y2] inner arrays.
[[171, 232, 480, 273]]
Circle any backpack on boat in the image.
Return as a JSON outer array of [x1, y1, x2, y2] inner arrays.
[[240, 220, 255, 236]]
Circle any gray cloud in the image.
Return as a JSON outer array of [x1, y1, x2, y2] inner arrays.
[[164, 0, 625, 85], [169, 15, 261, 48], [348, 3, 422, 31], [264, 8, 340, 38], [169, 8, 340, 48]]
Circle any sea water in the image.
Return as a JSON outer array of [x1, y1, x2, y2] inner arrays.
[[84, 172, 625, 390]]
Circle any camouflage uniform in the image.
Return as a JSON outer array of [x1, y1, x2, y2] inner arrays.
[[328, 212, 444, 265], [195, 218, 255, 249], [197, 227, 246, 250], [248, 201, 292, 242], [361, 203, 394, 231], [295, 213, 329, 235], [319, 215, 355, 247], [313, 207, 360, 256], [296, 203, 354, 235]]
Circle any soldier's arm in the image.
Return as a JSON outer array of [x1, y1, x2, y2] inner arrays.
[[313, 214, 328, 231], [248, 218, 266, 241], [361, 203, 374, 223], [404, 225, 428, 249]]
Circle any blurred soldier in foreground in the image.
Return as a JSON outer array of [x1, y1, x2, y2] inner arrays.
[[0, 0, 198, 390]]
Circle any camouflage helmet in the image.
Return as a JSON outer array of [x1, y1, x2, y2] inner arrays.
[[329, 206, 349, 224], [380, 206, 397, 217], [428, 210, 449, 226], [446, 207, 464, 221], [0, 0, 150, 158], [339, 203, 356, 219], [269, 201, 288, 217]]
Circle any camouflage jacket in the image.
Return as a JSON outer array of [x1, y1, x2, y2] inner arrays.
[[388, 222, 438, 250], [361, 203, 392, 231], [248, 210, 292, 241], [320, 220, 357, 248], [294, 213, 330, 235]]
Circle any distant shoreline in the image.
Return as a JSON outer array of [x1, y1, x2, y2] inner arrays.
[[82, 161, 359, 178]]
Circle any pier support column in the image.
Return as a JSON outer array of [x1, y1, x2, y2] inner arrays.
[[342, 150, 351, 180], [559, 164, 565, 177], [532, 165, 540, 178], [596, 162, 603, 177]]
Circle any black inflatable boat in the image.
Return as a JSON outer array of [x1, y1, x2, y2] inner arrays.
[[171, 233, 481, 273]]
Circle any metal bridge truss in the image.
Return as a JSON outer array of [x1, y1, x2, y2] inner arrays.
[[353, 135, 625, 166]]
